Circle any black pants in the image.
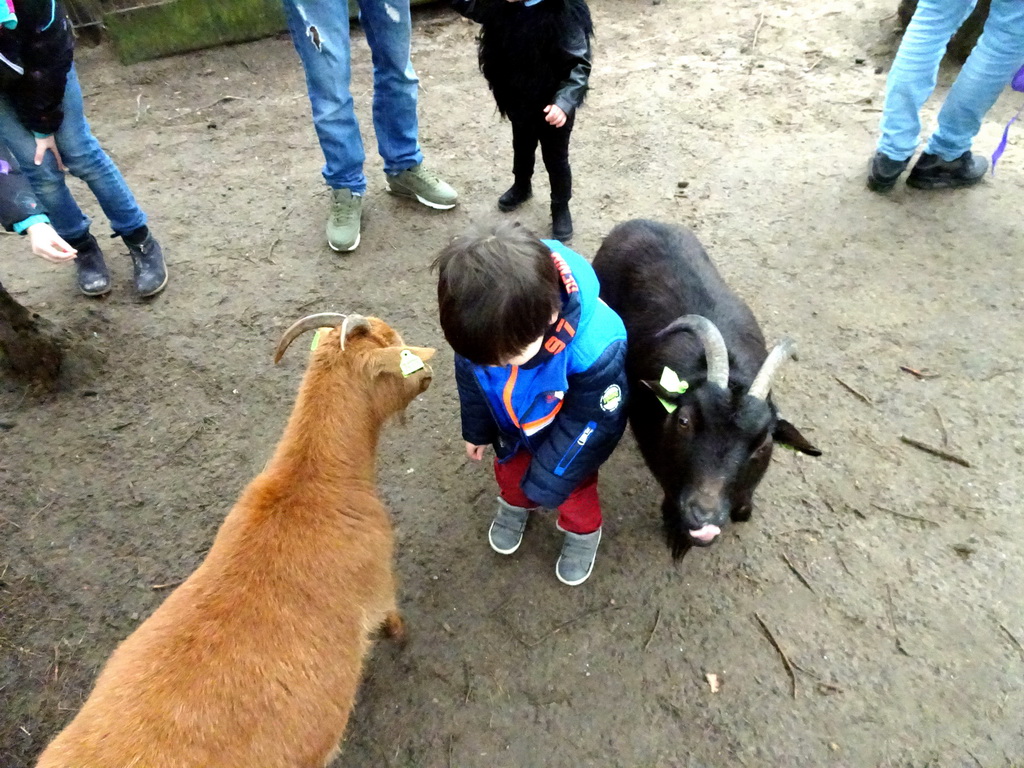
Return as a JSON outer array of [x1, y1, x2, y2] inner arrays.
[[508, 108, 575, 203]]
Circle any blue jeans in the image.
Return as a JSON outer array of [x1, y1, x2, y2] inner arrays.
[[282, 0, 423, 194], [0, 66, 146, 241], [878, 0, 1024, 161]]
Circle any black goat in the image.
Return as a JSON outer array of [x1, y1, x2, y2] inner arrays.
[[592, 220, 820, 558]]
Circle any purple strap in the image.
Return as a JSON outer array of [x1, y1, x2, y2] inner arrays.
[[0, 158, 9, 174], [992, 65, 1024, 175]]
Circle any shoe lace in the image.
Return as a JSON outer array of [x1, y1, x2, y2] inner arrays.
[[408, 165, 440, 186], [330, 194, 360, 224]]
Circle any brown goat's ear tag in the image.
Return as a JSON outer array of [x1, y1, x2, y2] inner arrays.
[[310, 327, 333, 351], [400, 349, 425, 377]]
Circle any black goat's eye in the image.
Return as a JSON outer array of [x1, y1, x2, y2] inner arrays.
[[678, 416, 690, 428]]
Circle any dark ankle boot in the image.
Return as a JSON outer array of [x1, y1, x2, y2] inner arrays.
[[71, 233, 111, 297], [123, 229, 168, 298], [551, 200, 573, 242], [498, 181, 532, 212]]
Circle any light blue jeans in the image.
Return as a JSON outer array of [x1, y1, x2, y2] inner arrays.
[[878, 0, 1024, 161], [282, 0, 423, 194], [0, 66, 146, 241]]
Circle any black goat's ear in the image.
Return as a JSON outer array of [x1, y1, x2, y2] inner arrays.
[[642, 380, 683, 413], [774, 419, 821, 456]]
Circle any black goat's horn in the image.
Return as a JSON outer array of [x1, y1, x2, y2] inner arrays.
[[748, 338, 797, 401], [656, 315, 729, 389], [274, 312, 356, 364]]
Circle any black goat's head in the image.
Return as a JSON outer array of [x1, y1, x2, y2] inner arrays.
[[643, 316, 820, 558]]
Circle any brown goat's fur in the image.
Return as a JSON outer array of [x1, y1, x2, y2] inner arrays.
[[36, 317, 434, 768]]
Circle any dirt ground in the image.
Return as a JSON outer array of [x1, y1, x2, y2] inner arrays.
[[2, 0, 1023, 765]]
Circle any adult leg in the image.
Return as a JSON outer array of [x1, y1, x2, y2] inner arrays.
[[926, 0, 1024, 159], [283, 0, 366, 193], [355, 0, 421, 174], [877, 0, 978, 161]]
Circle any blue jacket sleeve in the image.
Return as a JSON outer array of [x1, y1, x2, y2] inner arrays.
[[455, 355, 499, 447], [521, 340, 628, 508]]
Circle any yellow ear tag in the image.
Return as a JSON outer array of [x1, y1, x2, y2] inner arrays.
[[657, 366, 688, 413], [400, 349, 425, 377], [310, 327, 332, 351]]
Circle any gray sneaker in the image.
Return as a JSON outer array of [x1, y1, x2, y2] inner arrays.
[[488, 497, 534, 555], [555, 526, 602, 586], [327, 188, 362, 252], [386, 163, 458, 210]]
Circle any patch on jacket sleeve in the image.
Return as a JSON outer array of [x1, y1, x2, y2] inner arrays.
[[599, 384, 622, 413]]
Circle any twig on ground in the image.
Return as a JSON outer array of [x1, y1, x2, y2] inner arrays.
[[166, 95, 246, 121], [833, 542, 855, 578], [174, 423, 205, 453], [899, 435, 971, 468], [833, 376, 873, 405], [871, 503, 940, 527], [28, 498, 56, 526], [781, 552, 816, 593], [982, 366, 1021, 382], [644, 608, 662, 651], [448, 735, 454, 768], [268, 236, 281, 262], [999, 624, 1024, 661], [754, 612, 797, 698], [886, 584, 911, 656], [750, 10, 766, 51], [151, 579, 185, 590], [899, 365, 939, 379], [933, 406, 949, 447]]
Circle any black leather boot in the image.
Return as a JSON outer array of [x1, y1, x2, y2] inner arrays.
[[498, 181, 532, 212], [123, 228, 168, 298], [71, 233, 111, 297], [551, 200, 573, 242], [866, 151, 910, 192], [906, 151, 987, 190]]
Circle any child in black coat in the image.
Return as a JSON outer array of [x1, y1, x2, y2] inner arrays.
[[453, 0, 593, 242]]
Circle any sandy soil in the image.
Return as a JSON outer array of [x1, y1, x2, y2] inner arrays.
[[2, 1, 1023, 766]]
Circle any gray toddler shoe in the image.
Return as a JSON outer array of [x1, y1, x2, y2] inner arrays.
[[488, 497, 534, 555], [555, 526, 602, 586]]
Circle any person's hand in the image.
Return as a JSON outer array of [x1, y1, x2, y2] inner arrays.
[[34, 134, 66, 170], [544, 104, 567, 127], [466, 442, 487, 461], [26, 222, 76, 263]]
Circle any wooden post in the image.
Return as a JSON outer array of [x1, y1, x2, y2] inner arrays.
[[0, 280, 63, 386]]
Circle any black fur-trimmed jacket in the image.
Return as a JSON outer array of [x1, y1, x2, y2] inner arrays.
[[0, 0, 75, 136], [452, 0, 593, 118]]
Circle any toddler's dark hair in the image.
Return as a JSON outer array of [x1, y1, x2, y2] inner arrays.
[[433, 220, 561, 365]]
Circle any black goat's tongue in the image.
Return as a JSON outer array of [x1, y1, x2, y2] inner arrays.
[[690, 524, 721, 543]]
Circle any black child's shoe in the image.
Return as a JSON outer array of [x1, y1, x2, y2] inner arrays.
[[124, 230, 168, 298], [72, 233, 111, 297], [497, 182, 532, 212], [551, 200, 573, 242], [866, 151, 910, 192], [906, 151, 988, 190]]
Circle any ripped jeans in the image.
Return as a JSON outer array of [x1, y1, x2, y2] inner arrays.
[[282, 0, 423, 194]]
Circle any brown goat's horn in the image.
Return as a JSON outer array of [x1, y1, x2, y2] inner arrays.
[[747, 338, 797, 401], [273, 313, 351, 364], [339, 314, 371, 351], [656, 315, 729, 389]]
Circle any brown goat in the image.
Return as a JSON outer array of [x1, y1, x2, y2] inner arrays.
[[35, 313, 435, 768]]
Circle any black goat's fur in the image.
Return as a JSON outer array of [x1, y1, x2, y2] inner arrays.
[[477, 0, 593, 117], [593, 220, 819, 559]]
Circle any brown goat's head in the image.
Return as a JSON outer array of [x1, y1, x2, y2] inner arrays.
[[274, 313, 435, 417]]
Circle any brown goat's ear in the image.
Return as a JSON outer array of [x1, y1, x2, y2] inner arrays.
[[367, 346, 436, 378], [774, 418, 822, 456]]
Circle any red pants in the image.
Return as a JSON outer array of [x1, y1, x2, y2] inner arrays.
[[494, 450, 602, 535]]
